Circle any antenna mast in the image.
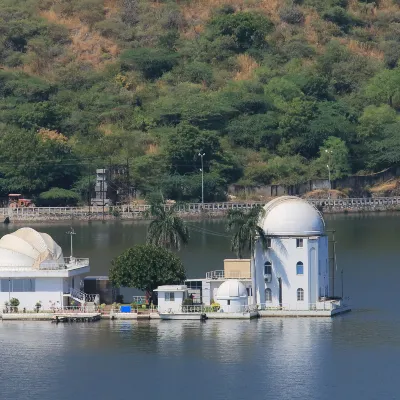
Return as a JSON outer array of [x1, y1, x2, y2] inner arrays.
[[66, 227, 76, 262]]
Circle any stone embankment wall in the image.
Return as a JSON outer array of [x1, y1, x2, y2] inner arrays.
[[229, 166, 400, 198], [2, 197, 400, 223]]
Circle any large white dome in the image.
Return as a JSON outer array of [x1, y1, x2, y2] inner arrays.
[[216, 280, 248, 300], [0, 228, 64, 269], [259, 196, 325, 236]]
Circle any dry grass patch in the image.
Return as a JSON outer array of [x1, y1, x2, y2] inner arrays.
[[369, 180, 397, 193], [234, 54, 259, 81], [146, 143, 160, 155], [341, 38, 384, 61], [40, 9, 119, 68]]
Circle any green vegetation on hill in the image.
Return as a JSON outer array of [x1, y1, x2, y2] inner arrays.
[[1, 0, 400, 202]]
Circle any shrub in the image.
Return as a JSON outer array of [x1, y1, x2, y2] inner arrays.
[[209, 12, 273, 51], [323, 7, 360, 32], [279, 6, 305, 24], [182, 62, 214, 85], [120, 48, 178, 80], [10, 297, 20, 312], [37, 188, 80, 207], [281, 39, 315, 59]]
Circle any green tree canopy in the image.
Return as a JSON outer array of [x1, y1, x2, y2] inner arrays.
[[109, 244, 186, 293]]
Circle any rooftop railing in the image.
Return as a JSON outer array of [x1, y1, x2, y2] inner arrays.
[[205, 270, 251, 280], [38, 257, 89, 270]]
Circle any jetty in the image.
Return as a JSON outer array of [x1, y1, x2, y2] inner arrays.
[[52, 313, 101, 323]]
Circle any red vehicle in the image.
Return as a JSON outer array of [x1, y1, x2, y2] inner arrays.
[[8, 194, 35, 208]]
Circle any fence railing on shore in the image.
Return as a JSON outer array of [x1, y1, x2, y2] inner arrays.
[[2, 196, 400, 219]]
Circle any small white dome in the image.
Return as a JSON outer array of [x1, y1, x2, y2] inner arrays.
[[0, 228, 64, 269], [259, 196, 325, 236], [216, 280, 248, 300]]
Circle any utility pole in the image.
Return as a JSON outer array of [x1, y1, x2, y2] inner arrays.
[[325, 149, 333, 199], [88, 166, 91, 218], [341, 269, 344, 299], [66, 227, 76, 262], [198, 152, 205, 207]]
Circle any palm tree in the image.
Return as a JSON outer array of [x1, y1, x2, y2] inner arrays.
[[146, 202, 189, 250], [226, 205, 268, 305]]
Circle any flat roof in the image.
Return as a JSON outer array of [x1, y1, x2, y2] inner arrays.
[[84, 276, 109, 280]]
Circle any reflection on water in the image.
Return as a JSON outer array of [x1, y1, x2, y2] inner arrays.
[[1, 214, 400, 399]]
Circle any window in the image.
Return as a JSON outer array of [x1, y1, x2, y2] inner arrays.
[[266, 238, 272, 248], [297, 288, 304, 301], [164, 292, 175, 301], [296, 262, 304, 275], [264, 261, 272, 275], [296, 238, 304, 248], [227, 300, 231, 305], [265, 288, 272, 302], [0, 279, 35, 292]]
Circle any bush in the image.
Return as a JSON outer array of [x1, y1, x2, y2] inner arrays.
[[37, 188, 80, 207], [121, 48, 179, 80], [209, 12, 273, 51], [279, 6, 305, 24], [323, 7, 360, 32], [182, 62, 214, 85]]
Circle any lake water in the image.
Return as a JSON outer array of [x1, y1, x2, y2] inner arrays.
[[1, 214, 400, 400]]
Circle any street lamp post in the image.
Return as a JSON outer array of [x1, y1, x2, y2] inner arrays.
[[198, 152, 205, 206], [325, 149, 333, 199], [66, 227, 76, 262]]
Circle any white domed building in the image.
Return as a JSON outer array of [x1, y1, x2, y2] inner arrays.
[[0, 228, 91, 311], [254, 196, 330, 310], [215, 279, 248, 313]]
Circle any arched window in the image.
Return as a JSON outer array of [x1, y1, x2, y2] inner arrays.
[[265, 288, 272, 303], [264, 261, 272, 275], [297, 288, 304, 301], [296, 262, 304, 275]]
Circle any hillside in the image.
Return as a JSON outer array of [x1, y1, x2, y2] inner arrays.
[[1, 0, 400, 202]]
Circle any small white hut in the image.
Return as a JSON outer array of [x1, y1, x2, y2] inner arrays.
[[215, 280, 248, 313]]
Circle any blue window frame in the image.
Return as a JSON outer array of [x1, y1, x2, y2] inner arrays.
[[264, 261, 272, 275], [296, 262, 304, 275]]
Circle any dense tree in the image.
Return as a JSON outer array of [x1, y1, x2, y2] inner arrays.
[[1, 0, 400, 200], [109, 244, 186, 303]]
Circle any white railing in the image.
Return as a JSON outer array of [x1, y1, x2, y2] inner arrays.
[[132, 296, 146, 304], [2, 197, 400, 219], [2, 197, 400, 220], [38, 258, 89, 270], [68, 288, 97, 303], [178, 304, 258, 314], [205, 270, 251, 280], [110, 304, 159, 313]]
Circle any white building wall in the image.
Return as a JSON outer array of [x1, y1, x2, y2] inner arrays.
[[0, 277, 64, 311], [318, 236, 330, 297], [255, 236, 329, 310], [218, 298, 246, 313], [157, 291, 185, 313]]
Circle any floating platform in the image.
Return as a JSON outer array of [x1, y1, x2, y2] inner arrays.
[[52, 313, 101, 323], [159, 311, 258, 320], [258, 305, 351, 317]]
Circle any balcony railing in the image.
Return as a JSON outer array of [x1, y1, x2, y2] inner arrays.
[[38, 257, 89, 270], [205, 270, 251, 280]]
